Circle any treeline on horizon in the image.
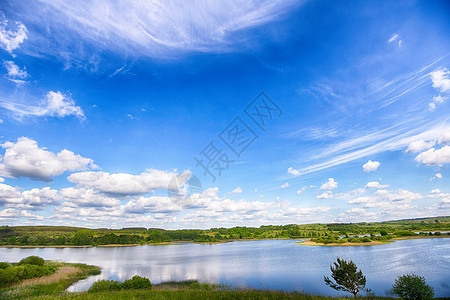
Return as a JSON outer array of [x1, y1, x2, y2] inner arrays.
[[0, 216, 449, 246]]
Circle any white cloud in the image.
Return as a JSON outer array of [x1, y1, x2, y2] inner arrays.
[[21, 187, 61, 209], [23, 0, 299, 60], [428, 95, 447, 111], [365, 181, 389, 189], [431, 189, 441, 194], [316, 191, 333, 199], [430, 68, 450, 93], [406, 140, 435, 153], [287, 167, 300, 176], [61, 187, 121, 208], [0, 183, 60, 210], [296, 186, 309, 195], [415, 145, 450, 165], [0, 91, 85, 120], [388, 33, 402, 47], [363, 160, 380, 172], [0, 137, 97, 181], [280, 182, 290, 189], [388, 33, 399, 43], [0, 209, 43, 221], [122, 196, 181, 214], [320, 178, 338, 190], [230, 187, 242, 195], [346, 207, 366, 215], [68, 169, 191, 196], [3, 60, 28, 79], [430, 173, 443, 181], [0, 13, 28, 53], [208, 198, 274, 213], [439, 131, 450, 144], [0, 183, 22, 205]]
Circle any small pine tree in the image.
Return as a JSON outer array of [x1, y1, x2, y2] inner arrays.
[[324, 258, 366, 298]]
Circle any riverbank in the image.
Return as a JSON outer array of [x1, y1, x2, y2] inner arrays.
[[0, 238, 276, 248], [0, 261, 100, 299], [296, 235, 450, 246]]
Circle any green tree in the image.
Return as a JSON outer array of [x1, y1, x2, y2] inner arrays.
[[324, 258, 366, 298], [18, 256, 44, 266], [392, 273, 434, 300]]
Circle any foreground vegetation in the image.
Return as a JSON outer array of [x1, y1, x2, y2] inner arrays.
[[0, 256, 442, 300], [0, 216, 449, 247], [0, 257, 100, 300]]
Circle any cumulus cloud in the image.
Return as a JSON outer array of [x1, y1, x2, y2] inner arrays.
[[365, 181, 389, 188], [21, 187, 61, 209], [349, 188, 422, 212], [60, 187, 120, 208], [320, 178, 338, 190], [122, 196, 181, 214], [0, 137, 97, 181], [0, 12, 28, 53], [230, 187, 242, 195], [19, 0, 299, 61], [363, 160, 380, 172], [0, 183, 60, 209], [431, 68, 450, 93], [287, 167, 300, 176], [296, 186, 309, 195], [430, 173, 443, 181], [0, 91, 85, 120], [3, 60, 28, 84], [406, 140, 435, 153], [280, 182, 290, 189], [415, 145, 450, 165], [316, 191, 333, 199], [208, 198, 274, 213], [0, 209, 44, 221], [68, 169, 191, 196]]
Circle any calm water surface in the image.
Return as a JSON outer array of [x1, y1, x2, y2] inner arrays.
[[0, 238, 449, 297]]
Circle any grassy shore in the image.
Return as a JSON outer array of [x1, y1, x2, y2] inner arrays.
[[0, 262, 100, 300], [2, 277, 391, 300], [296, 234, 449, 246]]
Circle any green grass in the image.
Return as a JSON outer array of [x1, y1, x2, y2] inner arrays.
[[0, 262, 100, 300], [27, 289, 393, 300]]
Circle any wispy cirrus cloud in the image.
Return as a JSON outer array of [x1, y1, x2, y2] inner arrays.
[[14, 0, 300, 62]]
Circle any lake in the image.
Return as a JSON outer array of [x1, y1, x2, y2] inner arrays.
[[1, 238, 449, 297]]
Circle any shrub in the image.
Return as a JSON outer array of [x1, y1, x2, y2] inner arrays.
[[0, 262, 11, 269], [122, 275, 152, 289], [395, 231, 416, 237], [392, 273, 434, 300], [189, 281, 201, 289], [88, 279, 122, 292], [18, 256, 45, 266]]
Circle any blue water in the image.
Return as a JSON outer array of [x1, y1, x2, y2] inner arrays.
[[0, 238, 449, 297]]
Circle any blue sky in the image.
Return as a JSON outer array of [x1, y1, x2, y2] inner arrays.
[[0, 0, 449, 229]]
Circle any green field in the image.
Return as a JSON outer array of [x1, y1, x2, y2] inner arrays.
[[1, 216, 449, 247]]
